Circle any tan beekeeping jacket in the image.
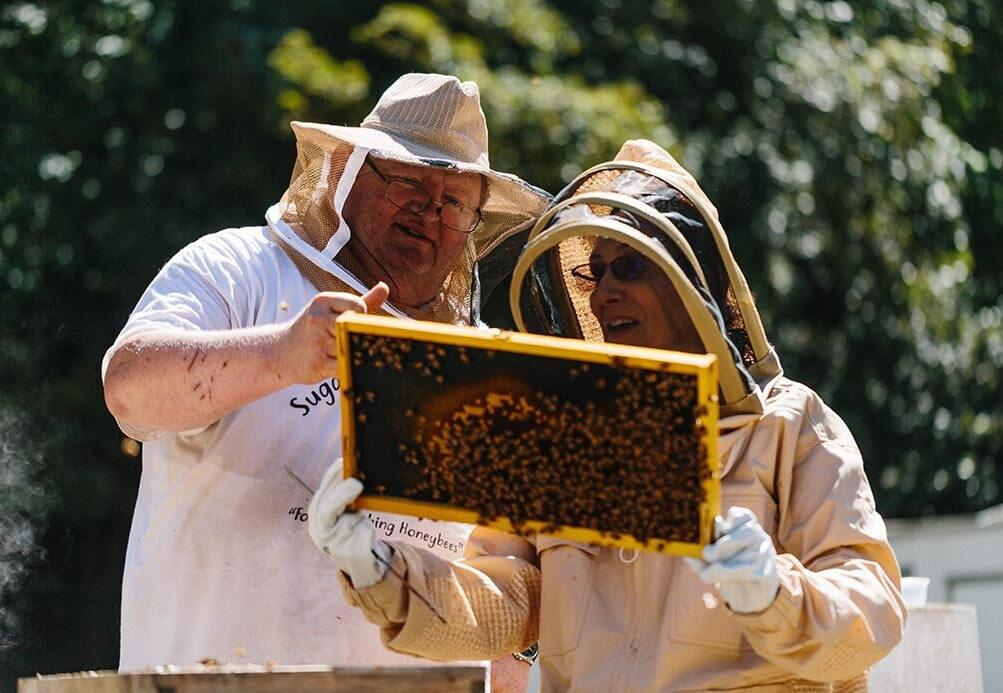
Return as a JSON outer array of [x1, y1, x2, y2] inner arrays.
[[340, 375, 906, 692]]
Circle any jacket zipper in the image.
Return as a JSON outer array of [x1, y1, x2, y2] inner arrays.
[[613, 552, 640, 690]]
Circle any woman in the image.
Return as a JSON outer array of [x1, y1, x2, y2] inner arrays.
[[308, 140, 906, 691]]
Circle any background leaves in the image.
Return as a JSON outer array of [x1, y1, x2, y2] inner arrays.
[[0, 0, 999, 686]]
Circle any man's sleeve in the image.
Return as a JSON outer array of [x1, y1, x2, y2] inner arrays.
[[101, 232, 249, 440]]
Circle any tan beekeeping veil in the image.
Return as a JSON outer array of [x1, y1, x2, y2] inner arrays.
[[510, 140, 782, 417], [265, 73, 550, 324]]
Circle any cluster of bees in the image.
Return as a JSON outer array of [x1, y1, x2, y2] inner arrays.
[[351, 334, 415, 372], [349, 333, 707, 547], [352, 334, 479, 385]]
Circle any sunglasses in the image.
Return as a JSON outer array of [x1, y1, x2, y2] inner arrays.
[[570, 253, 647, 286]]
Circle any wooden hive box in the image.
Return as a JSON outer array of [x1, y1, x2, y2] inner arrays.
[[18, 665, 487, 692]]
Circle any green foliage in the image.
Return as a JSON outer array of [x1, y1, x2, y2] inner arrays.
[[265, 0, 1001, 513], [342, 4, 677, 189], [269, 30, 370, 117], [0, 0, 1000, 686]]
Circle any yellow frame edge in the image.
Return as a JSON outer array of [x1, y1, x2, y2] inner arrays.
[[336, 313, 722, 556]]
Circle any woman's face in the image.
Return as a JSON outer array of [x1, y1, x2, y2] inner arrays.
[[586, 238, 704, 353]]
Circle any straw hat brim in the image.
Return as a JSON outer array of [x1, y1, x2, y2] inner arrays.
[[291, 121, 550, 248]]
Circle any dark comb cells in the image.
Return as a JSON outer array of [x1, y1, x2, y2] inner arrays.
[[348, 332, 709, 549]]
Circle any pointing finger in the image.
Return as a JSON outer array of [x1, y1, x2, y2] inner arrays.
[[362, 282, 390, 313]]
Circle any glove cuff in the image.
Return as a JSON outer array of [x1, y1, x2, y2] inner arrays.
[[349, 538, 391, 589], [726, 580, 781, 614]]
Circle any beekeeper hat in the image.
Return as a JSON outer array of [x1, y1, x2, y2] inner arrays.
[[267, 73, 550, 324], [510, 140, 782, 417]]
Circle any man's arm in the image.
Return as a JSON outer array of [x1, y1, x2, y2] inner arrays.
[[104, 285, 388, 435]]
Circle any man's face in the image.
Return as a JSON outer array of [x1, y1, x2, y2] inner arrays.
[[342, 156, 484, 307]]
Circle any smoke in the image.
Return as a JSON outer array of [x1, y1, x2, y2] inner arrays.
[[0, 405, 51, 651]]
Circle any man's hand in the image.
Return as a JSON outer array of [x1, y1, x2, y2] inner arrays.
[[685, 506, 780, 614], [307, 459, 390, 588], [278, 283, 389, 384]]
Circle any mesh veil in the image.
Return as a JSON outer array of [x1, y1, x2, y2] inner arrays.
[[268, 110, 550, 325], [509, 142, 776, 415], [271, 130, 479, 323], [551, 168, 757, 368]]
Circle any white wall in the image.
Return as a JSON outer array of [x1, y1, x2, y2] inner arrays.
[[886, 504, 1003, 692]]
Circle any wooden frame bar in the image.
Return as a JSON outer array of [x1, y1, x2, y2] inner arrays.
[[336, 313, 720, 556]]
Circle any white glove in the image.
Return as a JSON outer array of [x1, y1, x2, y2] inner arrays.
[[307, 459, 390, 588], [684, 506, 780, 614]]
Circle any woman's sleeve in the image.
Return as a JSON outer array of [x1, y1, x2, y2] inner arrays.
[[340, 540, 542, 662], [730, 391, 907, 682]]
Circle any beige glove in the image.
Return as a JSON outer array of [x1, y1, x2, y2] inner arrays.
[[307, 459, 390, 588]]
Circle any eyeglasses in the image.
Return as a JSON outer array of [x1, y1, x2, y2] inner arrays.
[[366, 159, 482, 234], [570, 253, 647, 288]]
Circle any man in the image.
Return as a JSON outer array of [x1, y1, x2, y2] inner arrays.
[[102, 73, 549, 671]]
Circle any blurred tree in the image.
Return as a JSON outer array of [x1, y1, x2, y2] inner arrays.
[[0, 0, 999, 688], [266, 0, 1001, 517], [0, 0, 300, 684]]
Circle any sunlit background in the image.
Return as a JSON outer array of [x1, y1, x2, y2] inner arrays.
[[1, 0, 1000, 690]]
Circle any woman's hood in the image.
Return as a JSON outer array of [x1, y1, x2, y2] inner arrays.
[[509, 139, 781, 420], [608, 141, 781, 388]]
